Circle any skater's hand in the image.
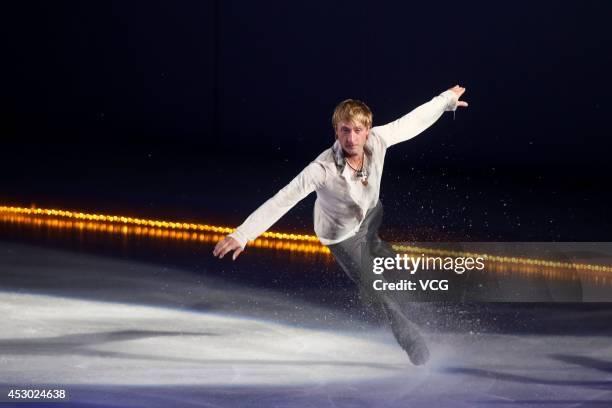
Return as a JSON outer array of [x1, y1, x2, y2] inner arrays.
[[213, 235, 244, 260], [448, 85, 469, 108]]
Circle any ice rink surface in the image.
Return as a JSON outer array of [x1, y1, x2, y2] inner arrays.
[[1, 241, 611, 407]]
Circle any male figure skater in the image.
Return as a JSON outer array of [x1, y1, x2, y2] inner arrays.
[[213, 85, 468, 365]]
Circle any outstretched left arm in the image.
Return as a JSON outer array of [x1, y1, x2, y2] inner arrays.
[[372, 85, 468, 148]]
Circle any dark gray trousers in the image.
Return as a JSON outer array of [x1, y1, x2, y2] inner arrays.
[[326, 200, 413, 326]]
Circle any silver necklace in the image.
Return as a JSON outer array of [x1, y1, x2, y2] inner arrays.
[[345, 153, 368, 186]]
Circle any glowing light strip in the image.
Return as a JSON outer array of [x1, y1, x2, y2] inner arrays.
[[393, 244, 612, 273], [1, 205, 611, 274], [0, 205, 319, 242], [0, 213, 331, 256]]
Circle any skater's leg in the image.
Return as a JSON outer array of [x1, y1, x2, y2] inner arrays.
[[328, 239, 430, 365], [356, 245, 431, 366], [327, 202, 430, 365]]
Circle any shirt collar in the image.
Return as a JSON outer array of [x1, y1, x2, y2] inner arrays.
[[332, 139, 345, 169]]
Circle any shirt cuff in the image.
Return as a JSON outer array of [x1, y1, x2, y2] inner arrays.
[[440, 89, 459, 112], [227, 230, 248, 249]]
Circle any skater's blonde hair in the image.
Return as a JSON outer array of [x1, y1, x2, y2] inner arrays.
[[332, 99, 372, 133]]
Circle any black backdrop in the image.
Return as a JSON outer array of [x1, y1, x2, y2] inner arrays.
[[2, 1, 611, 241]]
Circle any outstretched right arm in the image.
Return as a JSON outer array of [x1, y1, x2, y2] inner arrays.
[[213, 161, 326, 260]]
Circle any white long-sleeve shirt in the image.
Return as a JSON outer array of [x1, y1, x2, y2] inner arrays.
[[228, 89, 459, 248]]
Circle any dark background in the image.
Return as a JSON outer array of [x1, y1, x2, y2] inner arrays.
[[2, 1, 611, 241]]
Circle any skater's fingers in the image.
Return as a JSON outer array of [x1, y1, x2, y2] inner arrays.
[[213, 243, 225, 258], [217, 238, 243, 259], [219, 244, 234, 259], [449, 85, 466, 97], [457, 100, 469, 107], [232, 247, 243, 261], [213, 237, 233, 258], [212, 238, 227, 256]]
